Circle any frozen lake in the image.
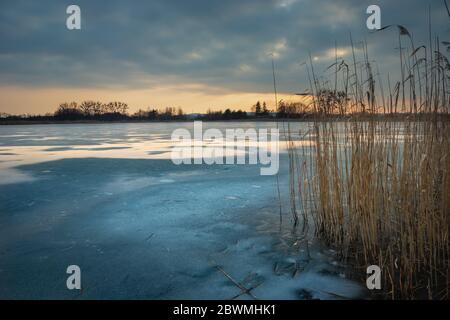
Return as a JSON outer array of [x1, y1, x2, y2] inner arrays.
[[0, 122, 365, 299]]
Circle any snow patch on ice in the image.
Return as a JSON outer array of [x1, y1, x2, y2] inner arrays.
[[0, 168, 35, 185]]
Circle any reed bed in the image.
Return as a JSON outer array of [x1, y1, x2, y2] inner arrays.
[[286, 25, 450, 299]]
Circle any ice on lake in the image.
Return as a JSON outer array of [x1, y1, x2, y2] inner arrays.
[[0, 123, 365, 299]]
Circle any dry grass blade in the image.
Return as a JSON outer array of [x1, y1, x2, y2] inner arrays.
[[215, 266, 258, 300]]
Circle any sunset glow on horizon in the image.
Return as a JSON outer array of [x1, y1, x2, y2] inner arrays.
[[0, 85, 303, 115]]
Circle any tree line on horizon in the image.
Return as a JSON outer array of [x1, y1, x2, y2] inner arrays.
[[2, 88, 447, 122], [0, 99, 317, 121]]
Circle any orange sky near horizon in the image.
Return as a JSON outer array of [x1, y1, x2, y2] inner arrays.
[[0, 85, 302, 115]]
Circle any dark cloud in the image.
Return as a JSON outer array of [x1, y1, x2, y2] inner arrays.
[[0, 0, 448, 93]]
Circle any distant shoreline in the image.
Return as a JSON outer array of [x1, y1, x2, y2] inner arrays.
[[1, 113, 449, 125]]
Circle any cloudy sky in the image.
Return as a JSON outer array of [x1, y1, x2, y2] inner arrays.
[[0, 0, 448, 114]]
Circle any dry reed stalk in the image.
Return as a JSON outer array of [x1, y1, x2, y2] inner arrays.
[[286, 21, 449, 299]]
